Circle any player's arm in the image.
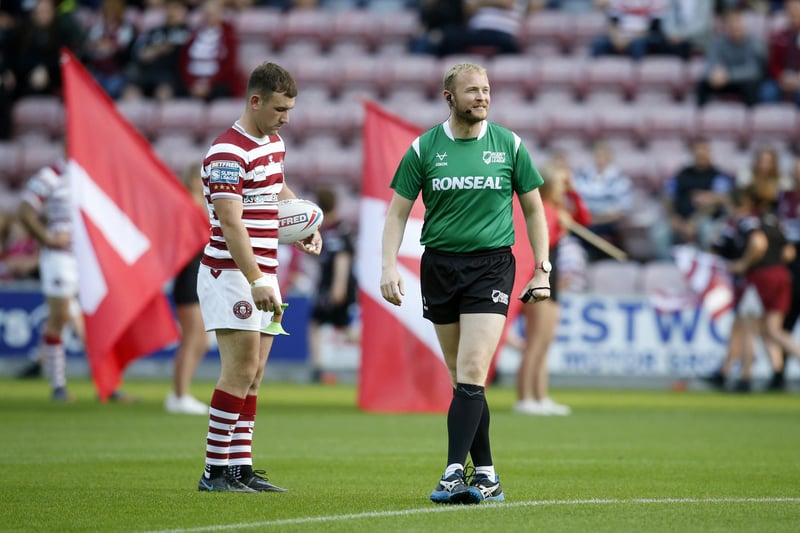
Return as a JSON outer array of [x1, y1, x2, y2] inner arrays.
[[380, 192, 414, 306], [17, 200, 48, 245], [518, 187, 551, 302], [729, 230, 767, 275], [214, 197, 282, 314], [18, 199, 68, 249]]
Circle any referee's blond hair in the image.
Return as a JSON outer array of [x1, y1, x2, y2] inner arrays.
[[443, 63, 487, 94]]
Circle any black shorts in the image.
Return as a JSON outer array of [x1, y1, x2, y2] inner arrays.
[[311, 297, 355, 327], [173, 252, 202, 305], [420, 247, 515, 324]]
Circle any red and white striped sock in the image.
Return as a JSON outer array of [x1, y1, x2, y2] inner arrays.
[[43, 334, 65, 390], [204, 389, 244, 478], [229, 395, 257, 476]]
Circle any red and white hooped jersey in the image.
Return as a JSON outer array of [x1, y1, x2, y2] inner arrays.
[[19, 160, 72, 245], [200, 122, 285, 275]]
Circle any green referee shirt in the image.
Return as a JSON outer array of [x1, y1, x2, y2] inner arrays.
[[390, 120, 544, 253]]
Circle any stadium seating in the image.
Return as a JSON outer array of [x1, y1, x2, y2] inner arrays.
[[585, 259, 643, 294], [749, 103, 799, 148], [696, 102, 750, 147], [115, 99, 159, 140], [584, 57, 636, 101], [154, 99, 208, 142], [0, 142, 23, 185], [12, 96, 63, 139], [635, 57, 689, 101]]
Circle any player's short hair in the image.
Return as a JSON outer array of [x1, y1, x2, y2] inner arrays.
[[443, 63, 487, 94], [248, 62, 298, 99]]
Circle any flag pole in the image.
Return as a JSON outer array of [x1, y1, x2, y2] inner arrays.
[[566, 220, 628, 262]]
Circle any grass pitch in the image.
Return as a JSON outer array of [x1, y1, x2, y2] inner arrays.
[[1, 378, 798, 532]]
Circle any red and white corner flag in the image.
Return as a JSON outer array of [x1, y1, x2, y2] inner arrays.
[[61, 49, 208, 400], [356, 101, 533, 413]]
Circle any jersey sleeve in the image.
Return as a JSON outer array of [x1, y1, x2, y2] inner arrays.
[[19, 168, 50, 212], [205, 150, 245, 201], [389, 141, 424, 201], [511, 138, 544, 195]]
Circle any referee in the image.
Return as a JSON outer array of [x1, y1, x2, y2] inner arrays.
[[380, 63, 551, 504]]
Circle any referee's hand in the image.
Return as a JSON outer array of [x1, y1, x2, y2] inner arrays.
[[380, 267, 404, 306]]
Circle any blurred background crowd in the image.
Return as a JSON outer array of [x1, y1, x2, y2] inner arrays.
[[2, 0, 800, 297]]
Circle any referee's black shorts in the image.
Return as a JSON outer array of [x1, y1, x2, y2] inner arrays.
[[420, 246, 515, 324]]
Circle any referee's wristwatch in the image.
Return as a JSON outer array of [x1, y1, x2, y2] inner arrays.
[[535, 260, 552, 274]]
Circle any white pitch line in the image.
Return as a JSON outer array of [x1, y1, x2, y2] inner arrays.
[[148, 497, 800, 533]]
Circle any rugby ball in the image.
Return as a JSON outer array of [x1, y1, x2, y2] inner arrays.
[[278, 198, 324, 244]]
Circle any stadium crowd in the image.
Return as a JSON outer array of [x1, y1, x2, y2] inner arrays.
[[1, 0, 800, 393]]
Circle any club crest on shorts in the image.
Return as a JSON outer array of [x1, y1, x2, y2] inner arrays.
[[233, 300, 253, 319]]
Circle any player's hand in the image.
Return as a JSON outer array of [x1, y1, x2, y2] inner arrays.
[[251, 285, 283, 315], [380, 266, 404, 306], [295, 231, 322, 256]]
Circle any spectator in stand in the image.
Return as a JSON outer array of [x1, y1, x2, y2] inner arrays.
[[7, 0, 83, 101], [590, 0, 667, 61], [123, 0, 191, 101], [179, 0, 243, 101], [762, 0, 800, 106], [438, 0, 533, 57], [572, 140, 634, 262], [514, 161, 591, 416], [696, 7, 765, 107], [409, 0, 466, 56], [736, 145, 792, 195], [80, 0, 137, 100], [307, 187, 358, 384], [651, 137, 734, 260], [656, 0, 714, 59]]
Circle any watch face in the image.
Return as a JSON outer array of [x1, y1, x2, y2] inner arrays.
[[538, 260, 552, 273]]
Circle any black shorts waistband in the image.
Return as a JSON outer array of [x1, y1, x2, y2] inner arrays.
[[424, 246, 512, 258]]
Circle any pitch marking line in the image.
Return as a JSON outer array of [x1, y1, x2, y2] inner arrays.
[[150, 497, 800, 532]]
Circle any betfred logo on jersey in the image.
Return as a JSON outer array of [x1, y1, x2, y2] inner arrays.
[[482, 151, 506, 164], [280, 213, 309, 227], [208, 161, 240, 184], [431, 176, 502, 191]]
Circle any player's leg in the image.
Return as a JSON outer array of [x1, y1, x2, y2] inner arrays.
[[196, 266, 265, 492], [227, 331, 287, 492], [198, 328, 259, 492], [38, 250, 78, 401], [43, 295, 72, 401]]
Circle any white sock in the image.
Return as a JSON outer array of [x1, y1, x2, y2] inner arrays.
[[475, 465, 496, 480], [444, 463, 464, 477]]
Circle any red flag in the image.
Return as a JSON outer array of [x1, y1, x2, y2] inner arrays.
[[357, 101, 533, 413], [61, 49, 208, 400]]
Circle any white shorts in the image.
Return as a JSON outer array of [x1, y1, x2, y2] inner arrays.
[[39, 249, 79, 299], [197, 264, 281, 333]]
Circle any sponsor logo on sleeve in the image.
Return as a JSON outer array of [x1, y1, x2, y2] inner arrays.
[[209, 161, 241, 184]]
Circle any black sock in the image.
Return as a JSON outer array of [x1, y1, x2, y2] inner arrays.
[[446, 383, 485, 468], [469, 396, 493, 467], [205, 465, 227, 479], [227, 465, 253, 480]]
